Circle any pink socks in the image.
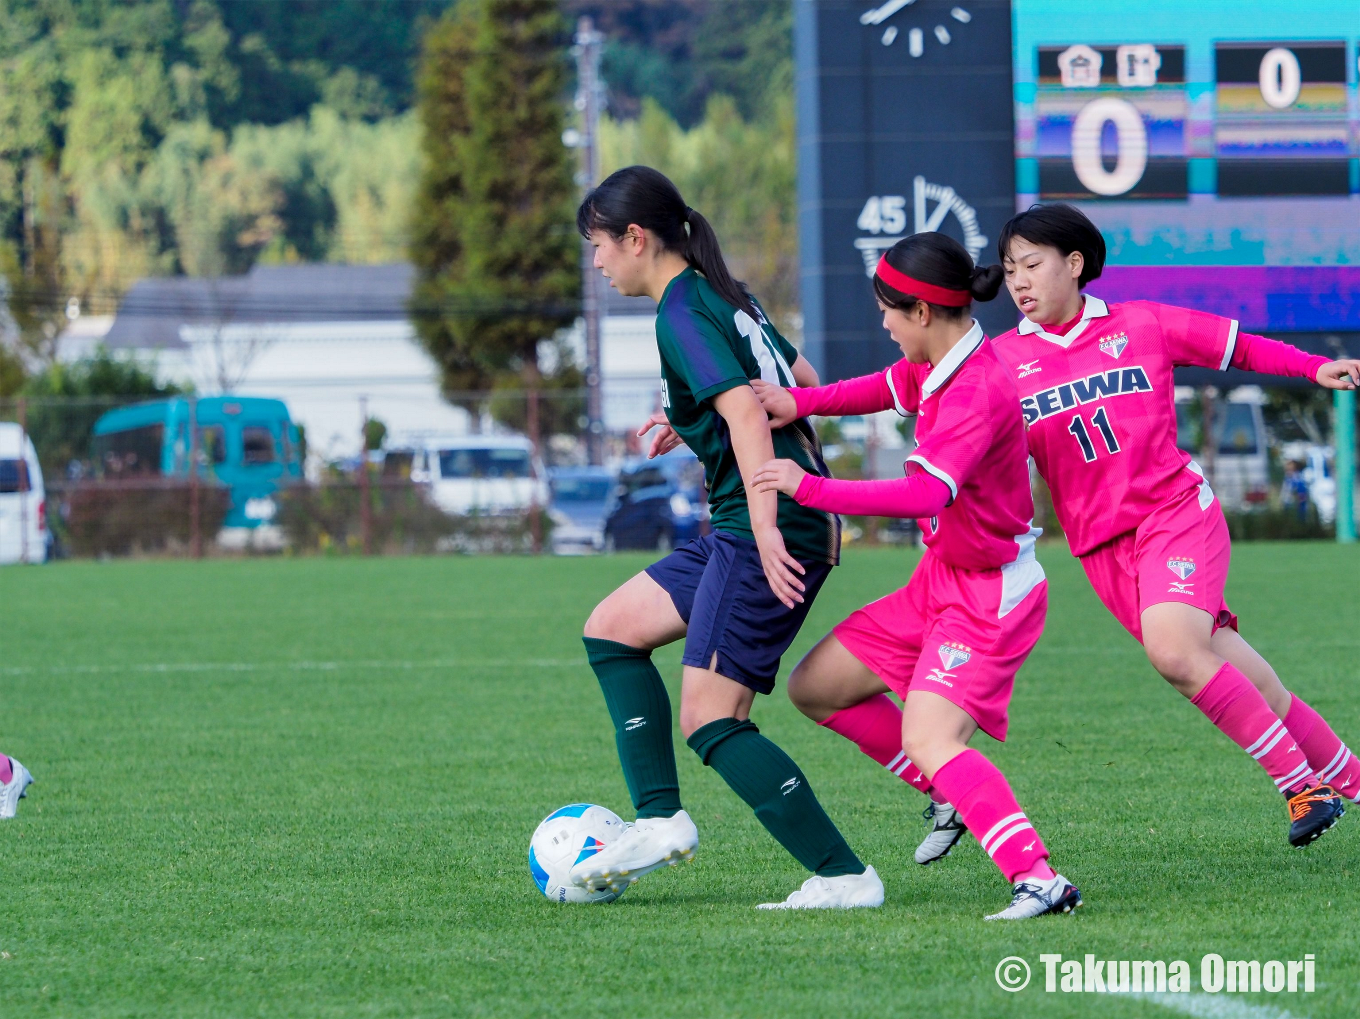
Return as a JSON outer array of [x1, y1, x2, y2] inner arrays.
[[931, 748, 1053, 883], [820, 697, 942, 801], [0, 755, 11, 785], [1192, 663, 1317, 795], [1285, 696, 1360, 801]]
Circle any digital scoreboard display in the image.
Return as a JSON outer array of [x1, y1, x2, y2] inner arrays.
[[1014, 1, 1360, 357], [796, 2, 1360, 383]]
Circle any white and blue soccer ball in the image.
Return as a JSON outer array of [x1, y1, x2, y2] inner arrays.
[[529, 803, 629, 904]]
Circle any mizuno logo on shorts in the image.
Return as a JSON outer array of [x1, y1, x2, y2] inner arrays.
[[1021, 366, 1152, 425]]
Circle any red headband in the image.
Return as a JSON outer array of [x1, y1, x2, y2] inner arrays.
[[875, 255, 972, 307]]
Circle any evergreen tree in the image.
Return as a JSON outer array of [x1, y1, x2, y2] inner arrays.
[[409, 0, 579, 411], [408, 1, 484, 397]]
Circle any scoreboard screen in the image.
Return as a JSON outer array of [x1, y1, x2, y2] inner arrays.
[[795, 1, 1359, 383], [1013, 0, 1360, 347]]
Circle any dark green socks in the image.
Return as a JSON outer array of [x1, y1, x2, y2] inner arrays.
[[583, 637, 682, 819], [687, 717, 865, 877]]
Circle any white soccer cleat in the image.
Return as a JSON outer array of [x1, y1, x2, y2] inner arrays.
[[756, 865, 884, 910], [0, 758, 34, 820], [569, 809, 698, 892], [915, 800, 967, 865], [984, 873, 1082, 921]]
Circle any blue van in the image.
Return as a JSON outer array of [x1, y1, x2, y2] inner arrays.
[[92, 397, 302, 528]]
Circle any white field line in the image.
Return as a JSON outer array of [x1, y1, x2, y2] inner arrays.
[[0, 659, 577, 677], [1137, 992, 1308, 1019]]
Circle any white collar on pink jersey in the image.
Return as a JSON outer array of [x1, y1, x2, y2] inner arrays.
[[921, 319, 985, 396], [1015, 295, 1109, 348]]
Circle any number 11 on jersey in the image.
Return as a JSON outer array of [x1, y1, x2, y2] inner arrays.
[[1067, 406, 1120, 462]]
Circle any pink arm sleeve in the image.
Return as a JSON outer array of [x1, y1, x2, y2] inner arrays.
[[1231, 332, 1328, 382], [793, 470, 952, 519], [790, 371, 895, 418]]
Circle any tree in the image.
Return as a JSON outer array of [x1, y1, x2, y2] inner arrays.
[[409, 0, 580, 419], [409, 2, 485, 400], [20, 350, 185, 479]]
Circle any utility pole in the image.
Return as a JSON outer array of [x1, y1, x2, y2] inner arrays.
[[573, 16, 606, 465]]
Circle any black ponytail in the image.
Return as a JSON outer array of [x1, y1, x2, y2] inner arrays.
[[576, 165, 758, 319], [872, 232, 1003, 319]]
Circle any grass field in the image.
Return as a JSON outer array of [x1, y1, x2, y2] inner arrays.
[[2, 544, 1359, 1018]]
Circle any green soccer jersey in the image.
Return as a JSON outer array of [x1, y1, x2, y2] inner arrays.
[[653, 267, 840, 565]]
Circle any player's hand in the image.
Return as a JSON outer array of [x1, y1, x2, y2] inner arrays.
[[750, 379, 799, 428], [752, 458, 807, 498], [637, 412, 684, 458], [1316, 359, 1360, 390], [752, 523, 806, 609]]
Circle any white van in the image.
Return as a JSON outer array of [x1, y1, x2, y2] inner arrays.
[[1174, 387, 1269, 510], [0, 422, 48, 564], [405, 434, 548, 516]]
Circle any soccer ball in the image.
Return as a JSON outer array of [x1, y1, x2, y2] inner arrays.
[[529, 803, 629, 904]]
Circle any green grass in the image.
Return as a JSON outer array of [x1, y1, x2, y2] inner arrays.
[[2, 545, 1358, 1018]]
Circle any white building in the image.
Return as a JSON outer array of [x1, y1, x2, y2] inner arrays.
[[63, 264, 470, 467]]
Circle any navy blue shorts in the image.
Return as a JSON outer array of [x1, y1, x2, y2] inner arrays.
[[645, 531, 833, 695]]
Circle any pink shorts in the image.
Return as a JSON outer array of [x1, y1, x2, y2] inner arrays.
[[832, 550, 1048, 742], [1079, 484, 1238, 644]]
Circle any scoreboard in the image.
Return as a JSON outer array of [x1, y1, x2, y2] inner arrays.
[[1014, 0, 1360, 355], [796, 1, 1360, 382]]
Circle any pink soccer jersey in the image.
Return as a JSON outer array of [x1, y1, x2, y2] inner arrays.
[[798, 322, 1041, 572], [991, 296, 1323, 557]]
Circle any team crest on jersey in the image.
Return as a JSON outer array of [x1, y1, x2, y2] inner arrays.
[[1099, 333, 1129, 359]]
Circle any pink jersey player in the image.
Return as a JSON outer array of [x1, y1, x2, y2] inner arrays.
[[993, 203, 1360, 848], [754, 232, 1081, 921]]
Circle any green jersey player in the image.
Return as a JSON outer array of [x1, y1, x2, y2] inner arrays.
[[572, 166, 881, 909]]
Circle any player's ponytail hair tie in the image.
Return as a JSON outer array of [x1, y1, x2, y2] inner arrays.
[[875, 254, 971, 307]]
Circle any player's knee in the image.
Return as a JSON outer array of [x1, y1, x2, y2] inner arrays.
[[900, 720, 938, 762], [786, 660, 819, 717], [1144, 643, 1203, 688], [678, 703, 712, 740], [582, 600, 620, 641]]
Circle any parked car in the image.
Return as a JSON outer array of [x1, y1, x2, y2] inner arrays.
[[0, 422, 47, 564], [548, 466, 615, 554], [1174, 386, 1269, 509], [406, 435, 548, 516], [92, 397, 303, 546], [603, 450, 708, 552]]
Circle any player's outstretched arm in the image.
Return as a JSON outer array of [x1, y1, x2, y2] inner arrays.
[[713, 385, 807, 609], [636, 411, 686, 459], [752, 369, 899, 429], [1315, 359, 1360, 390], [755, 459, 951, 520]]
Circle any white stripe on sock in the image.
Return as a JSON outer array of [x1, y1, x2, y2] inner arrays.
[[893, 757, 914, 777], [980, 812, 1027, 851], [1274, 761, 1313, 790], [1251, 727, 1288, 761], [1320, 747, 1351, 783], [886, 751, 907, 772], [987, 822, 1036, 857], [1244, 720, 1282, 757]]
